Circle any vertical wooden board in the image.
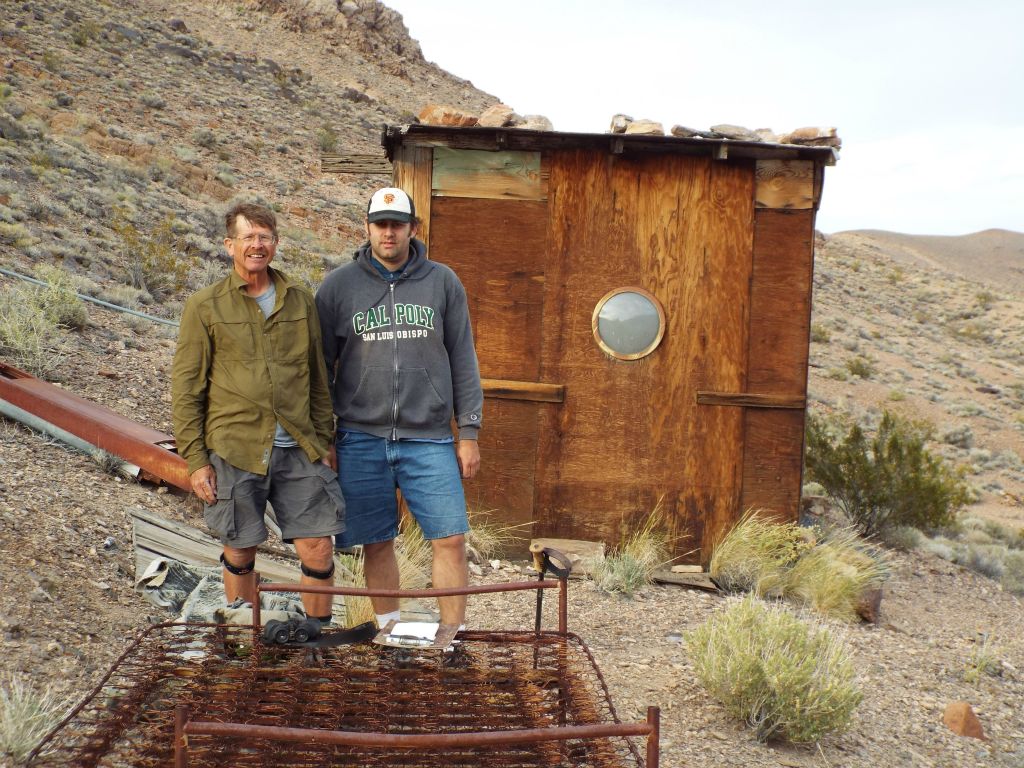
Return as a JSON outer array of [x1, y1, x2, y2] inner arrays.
[[461, 398, 539, 543], [739, 208, 817, 525], [393, 145, 433, 248], [428, 197, 548, 381], [535, 150, 754, 558], [747, 209, 816, 392], [432, 148, 547, 201], [739, 409, 805, 521]]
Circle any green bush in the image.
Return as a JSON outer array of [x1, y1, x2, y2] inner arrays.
[[32, 265, 88, 329], [110, 208, 194, 301], [805, 411, 971, 537], [686, 596, 861, 743], [844, 356, 875, 379]]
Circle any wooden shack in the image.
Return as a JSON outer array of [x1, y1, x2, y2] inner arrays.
[[331, 124, 834, 563]]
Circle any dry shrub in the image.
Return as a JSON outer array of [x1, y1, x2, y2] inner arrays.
[[686, 596, 861, 744], [335, 515, 431, 628], [590, 500, 676, 596], [465, 507, 531, 562], [782, 528, 891, 622], [710, 512, 890, 621], [0, 674, 67, 763], [709, 510, 809, 595], [0, 283, 69, 377]]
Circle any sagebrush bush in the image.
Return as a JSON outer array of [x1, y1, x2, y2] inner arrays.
[[0, 674, 66, 763], [1000, 551, 1024, 595], [0, 284, 70, 377], [805, 411, 971, 537], [32, 265, 88, 329], [686, 596, 861, 743], [880, 525, 923, 551]]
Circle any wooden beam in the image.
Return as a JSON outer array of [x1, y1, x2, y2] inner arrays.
[[432, 148, 547, 201], [321, 154, 392, 175], [697, 391, 805, 409], [130, 507, 302, 583], [755, 159, 815, 209], [482, 378, 565, 403], [392, 145, 433, 249]]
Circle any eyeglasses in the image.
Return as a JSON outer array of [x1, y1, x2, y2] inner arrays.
[[233, 233, 277, 245]]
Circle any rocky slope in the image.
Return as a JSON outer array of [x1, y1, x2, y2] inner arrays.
[[1, 2, 1023, 767]]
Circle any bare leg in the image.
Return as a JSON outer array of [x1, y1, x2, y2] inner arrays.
[[293, 537, 335, 618], [363, 539, 400, 615], [222, 545, 258, 604], [431, 534, 467, 626]]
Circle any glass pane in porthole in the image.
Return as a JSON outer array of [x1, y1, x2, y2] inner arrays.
[[597, 292, 661, 356]]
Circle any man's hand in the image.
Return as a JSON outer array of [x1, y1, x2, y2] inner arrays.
[[322, 444, 337, 472], [456, 439, 480, 479], [190, 465, 217, 505]]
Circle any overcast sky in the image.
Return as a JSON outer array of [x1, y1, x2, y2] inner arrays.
[[384, 0, 1023, 236]]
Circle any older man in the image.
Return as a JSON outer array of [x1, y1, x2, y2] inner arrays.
[[172, 202, 343, 623], [316, 187, 482, 631]]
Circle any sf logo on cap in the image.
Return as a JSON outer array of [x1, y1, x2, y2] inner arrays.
[[383, 193, 396, 204]]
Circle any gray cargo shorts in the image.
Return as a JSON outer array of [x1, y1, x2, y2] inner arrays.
[[204, 448, 345, 549]]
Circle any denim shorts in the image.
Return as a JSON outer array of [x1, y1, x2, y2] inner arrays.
[[335, 431, 469, 548], [205, 448, 345, 549]]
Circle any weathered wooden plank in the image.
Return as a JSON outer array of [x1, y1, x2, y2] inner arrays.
[[482, 378, 564, 403], [431, 148, 547, 201], [384, 125, 837, 165], [738, 208, 817, 520], [535, 150, 754, 561], [430, 197, 547, 381], [739, 409, 805, 521], [461, 398, 539, 546], [697, 391, 805, 409], [755, 159, 816, 209], [747, 209, 815, 393], [321, 153, 392, 175], [392, 145, 433, 248], [130, 507, 302, 584], [651, 569, 719, 591]]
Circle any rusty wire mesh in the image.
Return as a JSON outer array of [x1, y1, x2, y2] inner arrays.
[[30, 623, 648, 767]]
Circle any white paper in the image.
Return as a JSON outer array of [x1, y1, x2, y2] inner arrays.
[[389, 622, 439, 640]]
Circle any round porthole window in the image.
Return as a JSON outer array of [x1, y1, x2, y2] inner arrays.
[[592, 287, 665, 360]]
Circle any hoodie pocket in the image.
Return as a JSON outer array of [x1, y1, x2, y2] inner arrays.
[[345, 366, 394, 426], [398, 367, 449, 430]]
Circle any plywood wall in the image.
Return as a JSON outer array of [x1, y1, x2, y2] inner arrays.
[[402, 143, 816, 562], [537, 150, 755, 561]]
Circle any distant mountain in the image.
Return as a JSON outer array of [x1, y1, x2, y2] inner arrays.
[[828, 229, 1024, 294]]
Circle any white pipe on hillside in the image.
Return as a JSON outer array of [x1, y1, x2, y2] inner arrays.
[[0, 396, 141, 478]]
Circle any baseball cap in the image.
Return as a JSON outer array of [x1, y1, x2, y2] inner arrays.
[[367, 187, 415, 223]]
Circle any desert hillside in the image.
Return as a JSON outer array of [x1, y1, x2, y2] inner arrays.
[[1, 2, 1023, 767], [830, 229, 1024, 293]]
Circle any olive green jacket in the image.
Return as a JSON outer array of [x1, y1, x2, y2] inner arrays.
[[172, 267, 335, 476]]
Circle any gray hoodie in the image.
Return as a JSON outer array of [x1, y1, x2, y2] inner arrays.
[[315, 239, 482, 441]]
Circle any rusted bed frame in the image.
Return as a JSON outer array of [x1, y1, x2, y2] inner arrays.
[[29, 558, 660, 767]]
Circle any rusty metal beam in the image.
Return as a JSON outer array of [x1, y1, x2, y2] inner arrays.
[[0, 361, 189, 491]]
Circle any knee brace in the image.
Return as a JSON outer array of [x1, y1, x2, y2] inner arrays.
[[301, 561, 335, 580], [220, 553, 255, 576]]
